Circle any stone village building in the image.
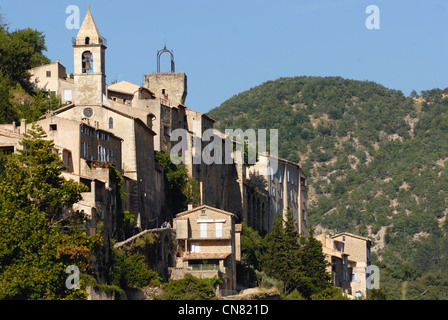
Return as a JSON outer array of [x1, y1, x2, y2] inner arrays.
[[0, 7, 372, 296], [0, 6, 310, 291], [171, 205, 241, 294], [317, 230, 372, 298]]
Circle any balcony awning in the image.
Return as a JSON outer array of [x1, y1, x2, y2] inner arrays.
[[182, 253, 231, 260]]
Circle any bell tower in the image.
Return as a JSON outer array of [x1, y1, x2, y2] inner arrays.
[[144, 45, 187, 105], [73, 6, 106, 106]]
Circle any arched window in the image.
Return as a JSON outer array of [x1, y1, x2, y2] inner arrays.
[[109, 117, 113, 129], [85, 37, 90, 45], [82, 51, 93, 73]]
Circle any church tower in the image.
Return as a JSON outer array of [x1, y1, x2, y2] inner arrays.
[[73, 6, 106, 106]]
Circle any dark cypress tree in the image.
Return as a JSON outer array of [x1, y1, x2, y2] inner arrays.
[[261, 210, 304, 293], [299, 226, 332, 297]]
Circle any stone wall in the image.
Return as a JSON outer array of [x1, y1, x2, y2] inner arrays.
[[114, 228, 176, 279], [144, 72, 187, 105]]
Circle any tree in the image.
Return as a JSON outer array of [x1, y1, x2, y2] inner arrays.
[[154, 274, 220, 300], [261, 210, 304, 294], [260, 211, 333, 298], [182, 177, 201, 208], [300, 227, 332, 296], [1, 124, 87, 221], [0, 26, 50, 91], [240, 222, 264, 270], [0, 73, 17, 124], [0, 125, 101, 299], [109, 250, 162, 290], [155, 151, 188, 216]]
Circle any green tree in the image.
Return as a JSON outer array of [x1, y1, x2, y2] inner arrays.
[[240, 222, 264, 270], [182, 177, 201, 208], [260, 211, 333, 298], [300, 227, 332, 296], [0, 73, 17, 124], [261, 210, 303, 294], [154, 274, 220, 300], [0, 125, 101, 299], [155, 151, 188, 215], [0, 26, 50, 91], [109, 250, 162, 290]]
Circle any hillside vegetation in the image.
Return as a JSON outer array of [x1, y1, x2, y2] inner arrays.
[[0, 19, 59, 125], [208, 76, 448, 299]]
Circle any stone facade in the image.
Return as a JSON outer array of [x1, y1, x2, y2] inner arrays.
[[172, 205, 241, 294], [29, 60, 74, 104], [144, 72, 187, 105], [246, 153, 309, 236], [318, 231, 372, 298]]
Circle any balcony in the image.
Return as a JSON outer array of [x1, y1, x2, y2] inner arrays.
[[72, 36, 107, 47], [186, 264, 219, 271]]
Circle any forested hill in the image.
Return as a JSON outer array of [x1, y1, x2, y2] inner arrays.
[[207, 76, 448, 299]]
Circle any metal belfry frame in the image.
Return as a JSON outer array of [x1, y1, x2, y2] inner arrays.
[[157, 45, 175, 73]]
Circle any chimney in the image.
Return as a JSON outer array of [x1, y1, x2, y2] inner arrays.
[[187, 204, 193, 211], [20, 119, 26, 135], [321, 228, 326, 248], [199, 181, 203, 205]]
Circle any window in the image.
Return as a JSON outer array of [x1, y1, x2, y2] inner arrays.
[[191, 243, 200, 253], [46, 71, 51, 78], [83, 142, 88, 158], [97, 146, 110, 162], [109, 117, 113, 129], [215, 222, 222, 238], [49, 124, 57, 131], [200, 223, 207, 238], [85, 37, 90, 45]]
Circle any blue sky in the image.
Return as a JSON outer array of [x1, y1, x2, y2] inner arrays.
[[1, 0, 447, 113]]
